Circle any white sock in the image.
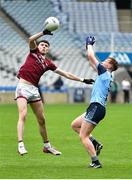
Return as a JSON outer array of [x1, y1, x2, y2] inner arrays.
[[44, 142, 51, 148]]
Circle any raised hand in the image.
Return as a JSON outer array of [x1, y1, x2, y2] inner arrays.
[[86, 36, 95, 49], [43, 29, 53, 35]]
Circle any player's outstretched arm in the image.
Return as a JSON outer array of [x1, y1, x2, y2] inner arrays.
[[55, 68, 94, 84], [28, 30, 53, 50], [86, 36, 98, 70]]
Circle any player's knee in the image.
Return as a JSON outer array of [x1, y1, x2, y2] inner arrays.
[[20, 111, 27, 121], [71, 121, 76, 130], [37, 112, 45, 121], [38, 116, 46, 126]]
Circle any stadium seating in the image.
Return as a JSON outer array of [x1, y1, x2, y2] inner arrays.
[[0, 0, 132, 89], [58, 1, 119, 33], [0, 16, 28, 57]]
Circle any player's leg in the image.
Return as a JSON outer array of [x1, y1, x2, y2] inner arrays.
[[30, 100, 61, 155], [89, 135, 103, 156], [71, 114, 103, 156], [79, 103, 106, 168], [30, 100, 48, 141], [71, 113, 84, 133], [80, 121, 102, 168], [17, 98, 28, 155], [86, 103, 105, 156]]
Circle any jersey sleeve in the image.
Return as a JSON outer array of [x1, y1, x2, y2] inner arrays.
[[48, 59, 57, 71], [96, 63, 107, 75]]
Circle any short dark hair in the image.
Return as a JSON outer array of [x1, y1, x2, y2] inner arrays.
[[37, 40, 50, 46], [107, 57, 118, 71]]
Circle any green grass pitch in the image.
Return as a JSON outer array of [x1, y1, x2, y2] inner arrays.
[[0, 103, 132, 179]]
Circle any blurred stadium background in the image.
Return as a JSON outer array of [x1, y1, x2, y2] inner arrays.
[[0, 0, 132, 104]]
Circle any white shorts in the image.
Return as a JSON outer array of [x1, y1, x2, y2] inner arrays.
[[15, 82, 41, 103]]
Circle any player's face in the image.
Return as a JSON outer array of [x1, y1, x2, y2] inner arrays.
[[38, 42, 49, 55], [103, 59, 113, 71]]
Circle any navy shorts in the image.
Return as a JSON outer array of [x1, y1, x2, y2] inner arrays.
[[84, 103, 106, 125]]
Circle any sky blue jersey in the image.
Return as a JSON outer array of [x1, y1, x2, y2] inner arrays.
[[90, 63, 112, 107]]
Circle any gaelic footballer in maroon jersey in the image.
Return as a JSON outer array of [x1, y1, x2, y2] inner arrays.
[[17, 48, 57, 87]]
